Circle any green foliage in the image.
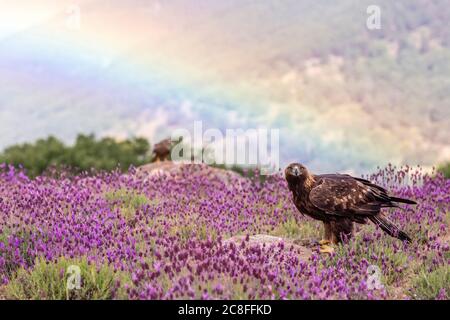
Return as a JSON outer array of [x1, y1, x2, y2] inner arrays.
[[0, 136, 66, 177], [410, 265, 450, 300], [271, 216, 321, 240], [437, 162, 450, 179], [3, 256, 127, 300], [105, 189, 151, 223], [0, 134, 151, 177], [105, 189, 150, 209], [169, 220, 218, 244]]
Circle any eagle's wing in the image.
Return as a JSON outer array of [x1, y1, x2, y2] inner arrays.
[[309, 175, 393, 218]]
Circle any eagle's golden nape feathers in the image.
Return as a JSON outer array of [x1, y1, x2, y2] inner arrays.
[[285, 163, 416, 253]]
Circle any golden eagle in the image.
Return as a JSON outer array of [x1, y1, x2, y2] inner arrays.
[[152, 139, 172, 162], [285, 163, 416, 254]]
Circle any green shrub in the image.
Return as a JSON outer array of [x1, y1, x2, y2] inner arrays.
[[437, 162, 450, 179], [0, 134, 151, 177], [4, 256, 127, 300]]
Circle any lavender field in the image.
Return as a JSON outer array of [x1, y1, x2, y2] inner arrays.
[[0, 163, 448, 300]]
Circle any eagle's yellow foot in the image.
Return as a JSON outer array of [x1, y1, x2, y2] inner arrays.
[[319, 240, 334, 255]]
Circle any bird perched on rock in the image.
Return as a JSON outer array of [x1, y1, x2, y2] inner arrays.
[[152, 138, 172, 162], [285, 163, 416, 254]]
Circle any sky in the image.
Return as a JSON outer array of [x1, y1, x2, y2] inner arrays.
[[0, 0, 448, 174]]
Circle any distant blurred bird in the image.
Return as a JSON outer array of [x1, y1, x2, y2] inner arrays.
[[285, 163, 416, 254], [152, 138, 172, 162]]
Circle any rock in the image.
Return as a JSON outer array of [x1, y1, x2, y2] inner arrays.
[[137, 161, 183, 177], [136, 161, 247, 190]]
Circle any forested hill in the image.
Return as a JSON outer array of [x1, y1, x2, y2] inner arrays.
[[0, 0, 448, 171]]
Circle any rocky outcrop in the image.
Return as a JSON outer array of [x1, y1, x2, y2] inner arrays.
[[136, 161, 247, 189]]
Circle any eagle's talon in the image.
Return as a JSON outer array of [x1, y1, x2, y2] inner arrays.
[[319, 244, 334, 255]]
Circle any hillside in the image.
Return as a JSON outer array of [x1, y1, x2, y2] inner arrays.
[[0, 0, 449, 172]]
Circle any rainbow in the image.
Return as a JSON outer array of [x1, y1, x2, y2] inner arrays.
[[0, 1, 445, 174]]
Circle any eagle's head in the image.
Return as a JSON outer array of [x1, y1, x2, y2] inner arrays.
[[285, 163, 312, 190]]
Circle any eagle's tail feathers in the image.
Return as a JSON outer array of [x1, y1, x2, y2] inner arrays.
[[369, 216, 411, 243], [389, 196, 417, 205]]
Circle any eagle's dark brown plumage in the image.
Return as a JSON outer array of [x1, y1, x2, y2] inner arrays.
[[285, 163, 416, 247], [152, 139, 172, 162]]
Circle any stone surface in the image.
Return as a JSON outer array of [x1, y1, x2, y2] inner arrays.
[[136, 161, 247, 189]]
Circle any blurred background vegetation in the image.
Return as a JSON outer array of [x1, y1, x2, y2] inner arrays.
[[0, 135, 151, 177], [1, 1, 449, 172], [0, 134, 448, 179], [437, 162, 450, 179]]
